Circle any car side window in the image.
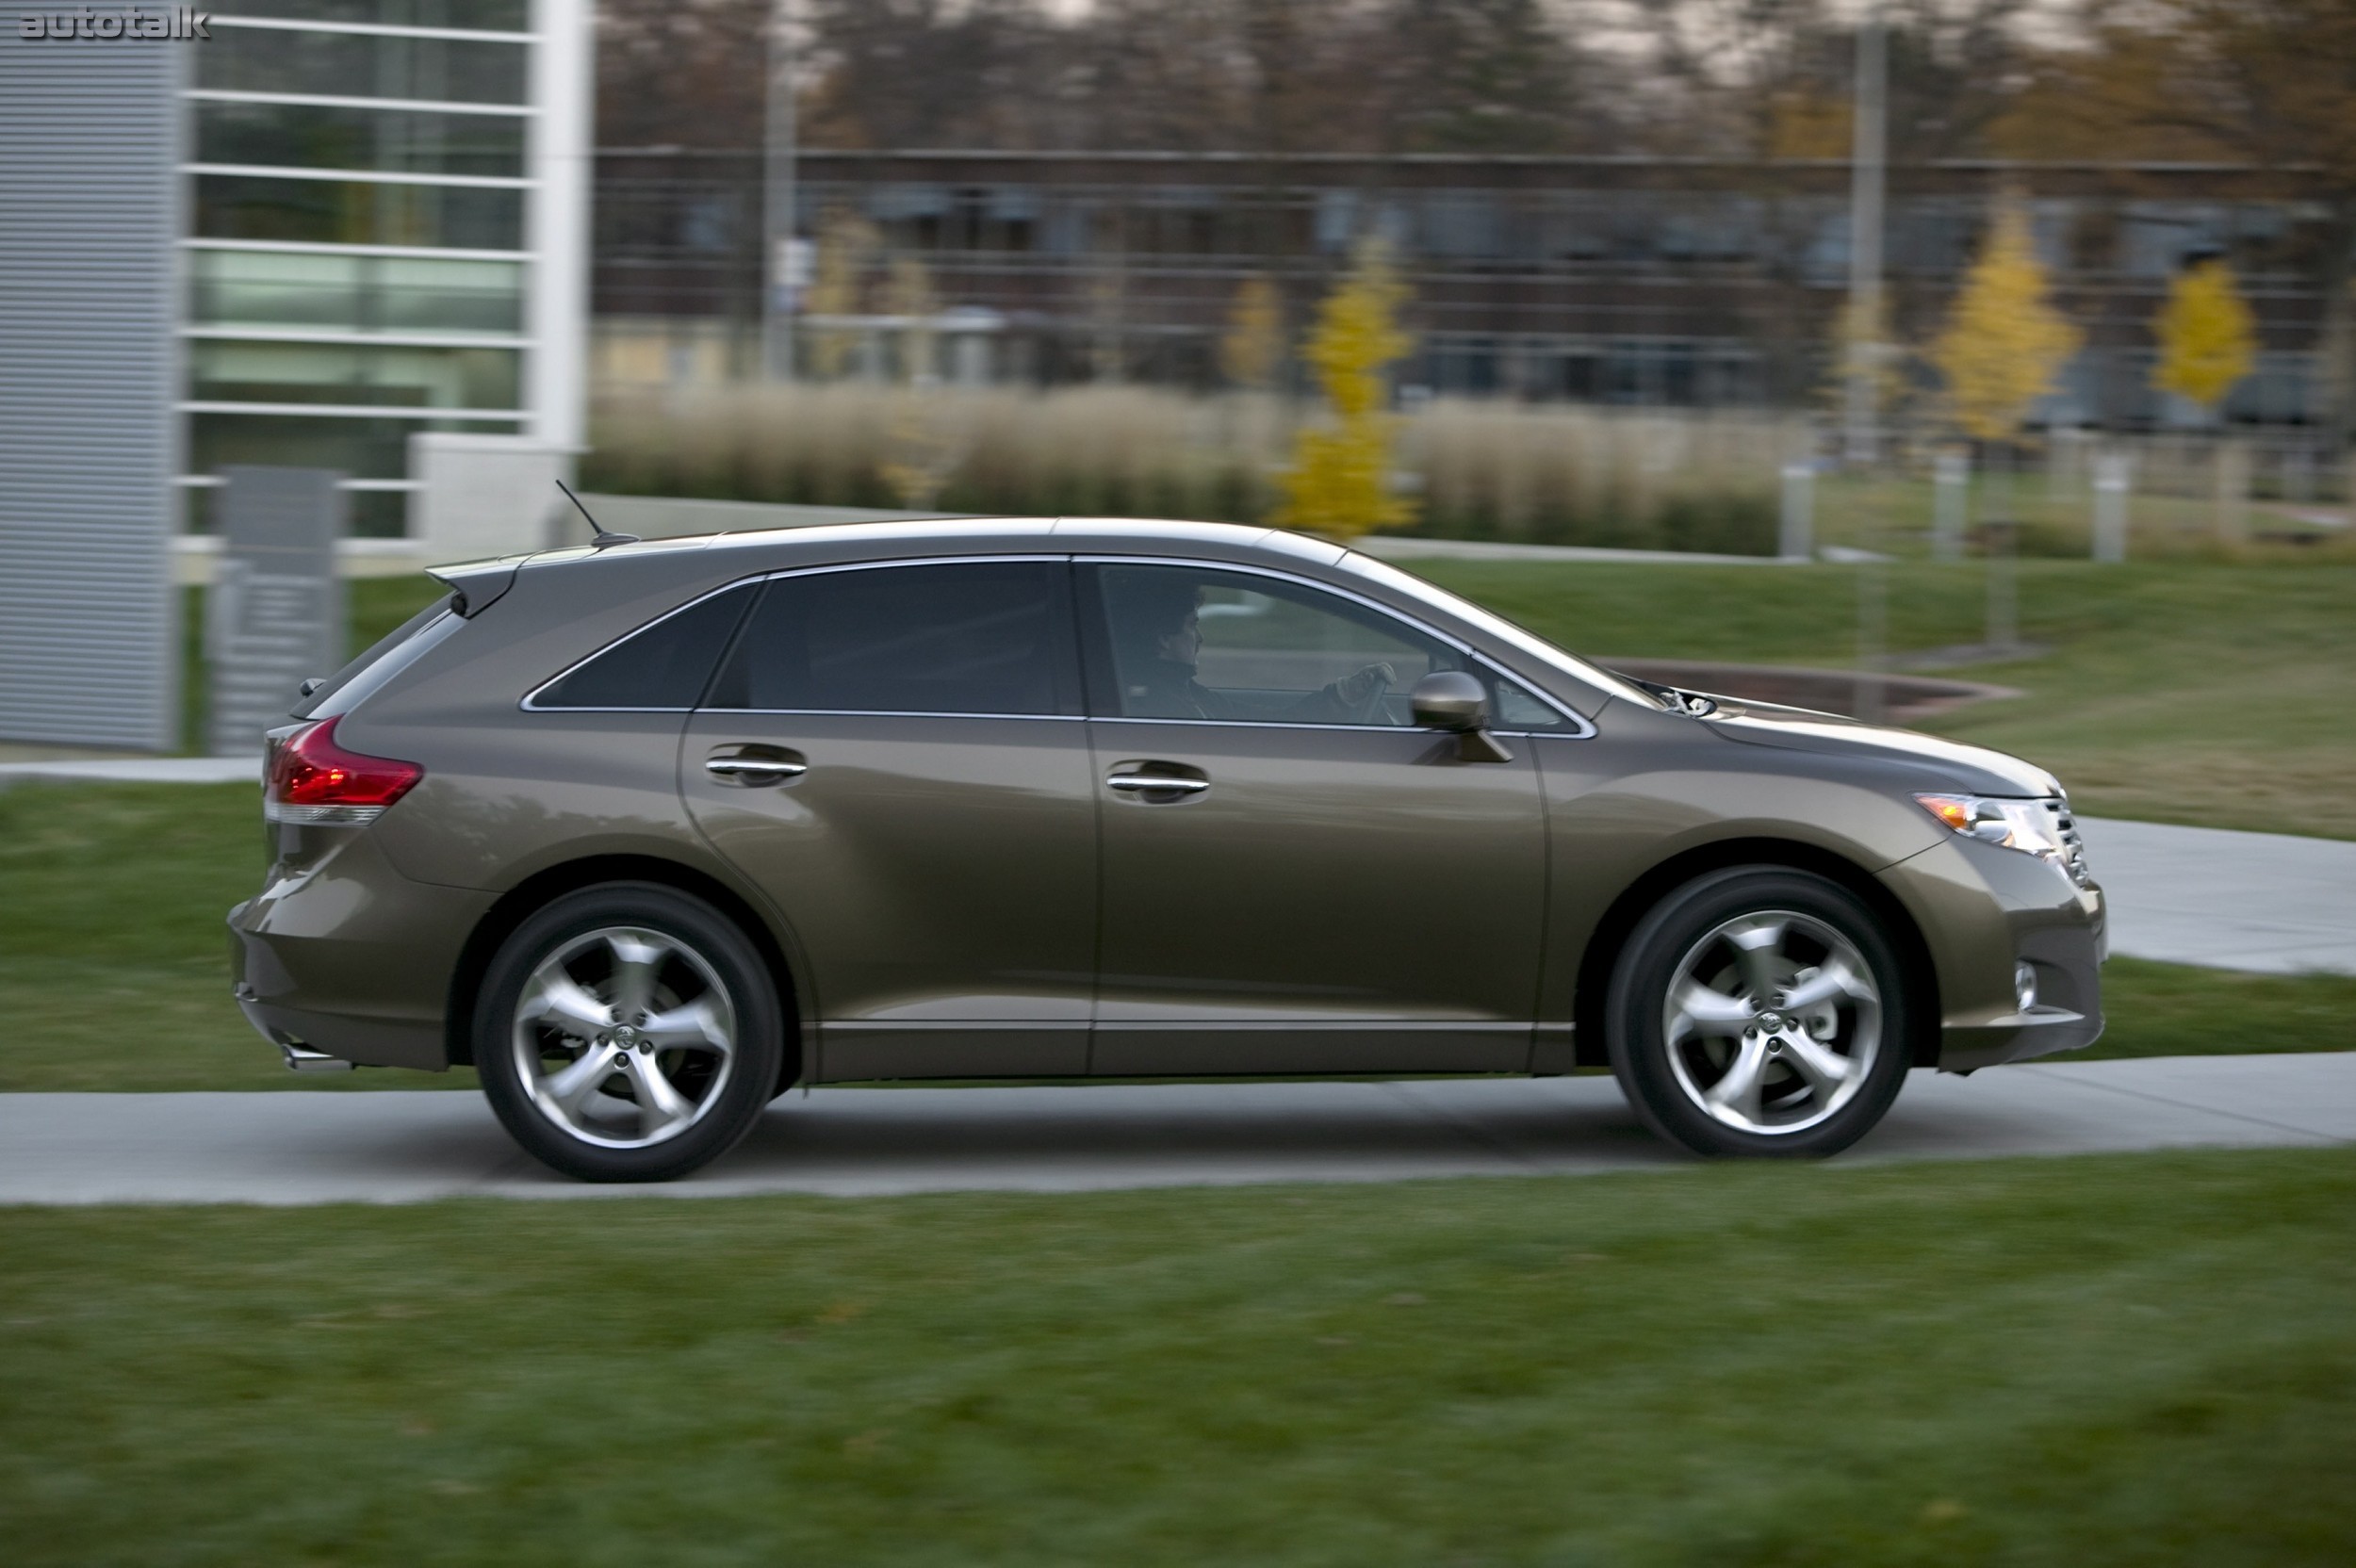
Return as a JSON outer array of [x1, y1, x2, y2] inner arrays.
[[1088, 563, 1572, 730], [705, 560, 1079, 716], [532, 581, 757, 710], [1088, 564, 1440, 727]]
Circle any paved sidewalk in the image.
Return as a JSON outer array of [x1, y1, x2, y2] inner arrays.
[[1, 1054, 2349, 1205], [2079, 816, 2356, 974]]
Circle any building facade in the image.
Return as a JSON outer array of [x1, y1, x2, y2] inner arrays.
[[0, 24, 184, 749], [183, 0, 590, 539], [595, 147, 2342, 431]]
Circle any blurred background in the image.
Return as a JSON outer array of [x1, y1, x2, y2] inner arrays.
[[4, 0, 2354, 760]]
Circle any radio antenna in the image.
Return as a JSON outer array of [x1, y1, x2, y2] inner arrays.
[[557, 478, 639, 549]]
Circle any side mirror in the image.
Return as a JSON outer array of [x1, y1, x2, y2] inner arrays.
[[1410, 671, 1513, 763]]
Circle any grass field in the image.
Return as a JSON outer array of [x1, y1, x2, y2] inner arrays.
[[4, 1147, 2353, 1565], [0, 779, 2343, 1092]]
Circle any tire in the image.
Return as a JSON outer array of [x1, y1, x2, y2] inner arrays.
[[1606, 866, 1913, 1159], [475, 882, 786, 1183]]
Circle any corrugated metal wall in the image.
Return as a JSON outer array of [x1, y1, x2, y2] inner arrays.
[[0, 32, 182, 751]]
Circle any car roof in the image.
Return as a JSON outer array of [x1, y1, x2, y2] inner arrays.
[[499, 514, 1347, 573]]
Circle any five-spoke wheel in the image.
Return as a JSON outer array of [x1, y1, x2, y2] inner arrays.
[[1608, 867, 1913, 1157], [476, 883, 785, 1182]]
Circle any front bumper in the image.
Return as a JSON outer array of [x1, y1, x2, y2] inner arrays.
[[1878, 834, 2107, 1071], [226, 825, 492, 1071]]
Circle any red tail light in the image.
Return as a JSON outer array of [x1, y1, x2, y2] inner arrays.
[[266, 716, 422, 824]]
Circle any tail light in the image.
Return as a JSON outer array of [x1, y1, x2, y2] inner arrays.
[[265, 716, 422, 825]]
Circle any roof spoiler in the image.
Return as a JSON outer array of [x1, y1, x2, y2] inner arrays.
[[426, 555, 524, 618]]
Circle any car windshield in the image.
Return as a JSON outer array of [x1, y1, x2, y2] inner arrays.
[[1334, 554, 1667, 712]]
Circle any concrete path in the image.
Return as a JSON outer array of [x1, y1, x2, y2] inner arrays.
[[1, 1054, 2349, 1206], [2079, 816, 2356, 975]]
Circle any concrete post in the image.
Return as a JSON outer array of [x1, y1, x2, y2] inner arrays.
[[2215, 438, 2250, 547], [1932, 449, 1969, 561], [2091, 449, 2132, 564], [1779, 461, 1815, 562]]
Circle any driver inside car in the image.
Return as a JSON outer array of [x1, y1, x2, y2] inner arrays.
[[1119, 579, 1397, 722]]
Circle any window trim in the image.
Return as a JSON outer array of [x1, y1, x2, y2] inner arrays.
[[1075, 555, 1595, 738], [519, 551, 1596, 738]]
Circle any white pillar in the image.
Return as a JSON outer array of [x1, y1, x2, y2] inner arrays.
[[1932, 449, 1969, 561], [527, 0, 593, 455], [2091, 449, 2131, 564], [1779, 461, 1815, 562]]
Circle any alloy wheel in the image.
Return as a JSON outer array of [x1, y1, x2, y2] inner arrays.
[[510, 925, 738, 1150], [1661, 909, 1882, 1136]]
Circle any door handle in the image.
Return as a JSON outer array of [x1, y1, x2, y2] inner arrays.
[[1106, 772, 1209, 795], [705, 753, 807, 786]]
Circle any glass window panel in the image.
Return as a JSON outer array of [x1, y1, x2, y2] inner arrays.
[[216, 1, 530, 29], [1093, 564, 1566, 728], [189, 249, 362, 329], [195, 101, 525, 178], [190, 340, 521, 410], [534, 586, 760, 710], [195, 174, 523, 250], [189, 411, 515, 484], [189, 251, 523, 335], [199, 28, 527, 105], [710, 563, 1076, 717]]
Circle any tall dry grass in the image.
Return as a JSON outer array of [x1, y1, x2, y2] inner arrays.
[[583, 384, 1801, 552]]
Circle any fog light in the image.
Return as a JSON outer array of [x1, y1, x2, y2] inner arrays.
[[2015, 962, 2038, 1013]]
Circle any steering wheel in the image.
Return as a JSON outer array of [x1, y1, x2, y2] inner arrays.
[[1347, 664, 1395, 726]]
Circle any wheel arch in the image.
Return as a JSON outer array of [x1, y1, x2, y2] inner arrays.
[[1571, 837, 1942, 1069], [446, 854, 806, 1088]]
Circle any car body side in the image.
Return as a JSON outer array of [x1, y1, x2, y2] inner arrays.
[[227, 517, 2104, 1081]]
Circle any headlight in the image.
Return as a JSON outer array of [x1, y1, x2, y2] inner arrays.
[[1916, 792, 2090, 886]]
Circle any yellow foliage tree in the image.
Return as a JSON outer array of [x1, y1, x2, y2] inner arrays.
[[1930, 198, 2082, 441], [1219, 275, 1285, 391], [2151, 258, 2256, 416], [1274, 239, 1415, 538]]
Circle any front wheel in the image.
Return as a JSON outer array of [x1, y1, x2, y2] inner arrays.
[[1606, 867, 1913, 1158], [475, 883, 785, 1183]]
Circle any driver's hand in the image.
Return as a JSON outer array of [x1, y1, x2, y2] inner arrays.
[[1330, 661, 1397, 706]]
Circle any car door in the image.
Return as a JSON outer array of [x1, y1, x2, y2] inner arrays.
[[680, 557, 1097, 1081], [1079, 558, 1557, 1074]]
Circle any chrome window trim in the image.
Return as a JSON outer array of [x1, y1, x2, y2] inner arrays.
[[1077, 553, 1596, 739], [523, 548, 1596, 739], [522, 554, 1073, 715]]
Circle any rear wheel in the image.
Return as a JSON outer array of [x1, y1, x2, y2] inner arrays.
[[1607, 867, 1912, 1158], [475, 883, 784, 1183]]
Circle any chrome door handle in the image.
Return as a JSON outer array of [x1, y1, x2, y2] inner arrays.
[[706, 757, 807, 784], [1106, 773, 1208, 794]]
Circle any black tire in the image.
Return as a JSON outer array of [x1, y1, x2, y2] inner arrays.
[[475, 882, 786, 1183], [1606, 866, 1913, 1158]]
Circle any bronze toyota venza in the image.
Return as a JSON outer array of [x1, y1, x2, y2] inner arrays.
[[228, 517, 2103, 1182]]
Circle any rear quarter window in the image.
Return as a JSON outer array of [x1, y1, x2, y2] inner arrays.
[[529, 582, 758, 710]]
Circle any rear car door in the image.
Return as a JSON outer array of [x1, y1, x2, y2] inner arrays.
[[680, 557, 1097, 1080], [1079, 558, 1558, 1074]]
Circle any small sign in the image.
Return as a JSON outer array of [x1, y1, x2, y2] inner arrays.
[[207, 466, 344, 756]]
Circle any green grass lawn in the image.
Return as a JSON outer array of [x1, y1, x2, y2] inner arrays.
[[0, 781, 2344, 1092], [4, 1147, 2353, 1565]]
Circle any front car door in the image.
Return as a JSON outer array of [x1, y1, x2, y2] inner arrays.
[[680, 557, 1097, 1080], [1080, 558, 1569, 1074]]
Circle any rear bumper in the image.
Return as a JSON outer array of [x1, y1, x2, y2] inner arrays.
[[1878, 835, 2107, 1071], [226, 828, 491, 1071]]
